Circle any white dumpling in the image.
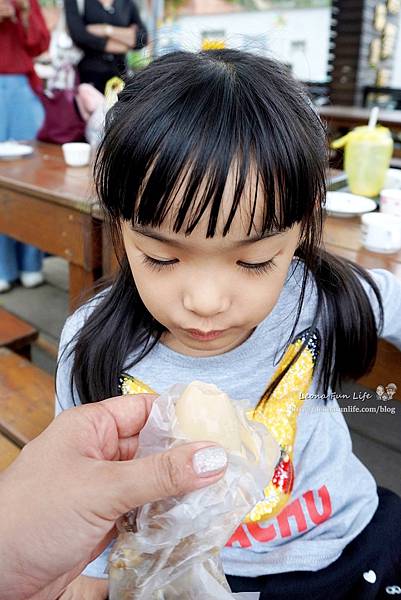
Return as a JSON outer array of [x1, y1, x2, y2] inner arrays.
[[175, 381, 242, 453]]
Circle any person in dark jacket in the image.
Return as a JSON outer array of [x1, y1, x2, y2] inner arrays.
[[65, 0, 148, 93]]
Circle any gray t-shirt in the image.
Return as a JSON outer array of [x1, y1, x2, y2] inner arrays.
[[56, 261, 401, 578]]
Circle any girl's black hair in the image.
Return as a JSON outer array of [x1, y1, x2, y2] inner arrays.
[[60, 49, 383, 407]]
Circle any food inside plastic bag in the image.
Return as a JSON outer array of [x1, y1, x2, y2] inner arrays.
[[108, 381, 280, 599]]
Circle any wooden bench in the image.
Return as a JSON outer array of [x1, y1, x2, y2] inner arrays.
[[358, 340, 401, 401], [0, 348, 53, 448], [0, 307, 38, 359]]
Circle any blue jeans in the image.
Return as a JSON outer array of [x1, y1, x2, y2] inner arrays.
[[0, 74, 45, 281]]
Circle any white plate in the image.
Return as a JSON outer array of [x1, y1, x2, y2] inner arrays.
[[325, 192, 377, 218], [0, 142, 34, 159]]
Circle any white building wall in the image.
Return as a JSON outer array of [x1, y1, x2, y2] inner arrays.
[[170, 7, 331, 82]]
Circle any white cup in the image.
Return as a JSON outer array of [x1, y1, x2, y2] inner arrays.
[[361, 212, 401, 254], [62, 142, 91, 167], [384, 168, 401, 190], [380, 188, 401, 218]]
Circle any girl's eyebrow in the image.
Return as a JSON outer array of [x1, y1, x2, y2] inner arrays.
[[130, 225, 284, 247]]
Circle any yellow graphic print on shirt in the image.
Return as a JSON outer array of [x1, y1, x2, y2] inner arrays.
[[119, 328, 320, 524], [245, 328, 319, 522]]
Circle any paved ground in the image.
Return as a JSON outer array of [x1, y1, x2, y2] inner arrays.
[[0, 257, 68, 374], [1, 257, 400, 496]]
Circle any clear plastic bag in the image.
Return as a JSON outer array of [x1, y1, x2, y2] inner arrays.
[[108, 382, 279, 599]]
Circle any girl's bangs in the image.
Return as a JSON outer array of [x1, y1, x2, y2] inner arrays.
[[95, 50, 326, 239]]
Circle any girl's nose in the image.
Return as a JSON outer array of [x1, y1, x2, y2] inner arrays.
[[183, 281, 230, 317]]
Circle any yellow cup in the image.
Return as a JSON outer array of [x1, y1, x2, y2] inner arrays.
[[332, 126, 393, 197]]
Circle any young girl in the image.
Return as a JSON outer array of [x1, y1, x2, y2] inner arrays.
[[56, 49, 401, 599]]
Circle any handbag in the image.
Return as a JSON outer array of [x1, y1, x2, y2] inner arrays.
[[37, 66, 86, 144]]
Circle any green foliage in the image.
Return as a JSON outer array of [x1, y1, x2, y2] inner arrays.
[[164, 0, 330, 11], [40, 0, 330, 9], [239, 0, 330, 6], [280, 0, 330, 7], [165, 0, 187, 11], [39, 0, 58, 6], [126, 49, 151, 70]]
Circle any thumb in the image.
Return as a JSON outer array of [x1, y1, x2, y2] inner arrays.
[[104, 443, 228, 515]]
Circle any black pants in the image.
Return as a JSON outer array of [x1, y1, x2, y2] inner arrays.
[[227, 487, 401, 599], [78, 59, 124, 93]]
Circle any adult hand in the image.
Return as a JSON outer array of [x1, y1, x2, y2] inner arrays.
[[0, 394, 227, 600], [86, 23, 108, 38], [13, 0, 30, 26], [0, 0, 16, 20]]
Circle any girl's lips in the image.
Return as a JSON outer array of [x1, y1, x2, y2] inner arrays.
[[186, 329, 226, 340]]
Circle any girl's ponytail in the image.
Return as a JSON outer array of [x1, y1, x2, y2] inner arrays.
[[256, 248, 384, 411], [311, 249, 384, 393]]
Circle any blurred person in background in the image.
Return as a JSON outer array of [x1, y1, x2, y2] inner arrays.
[[0, 0, 49, 293], [64, 0, 148, 93]]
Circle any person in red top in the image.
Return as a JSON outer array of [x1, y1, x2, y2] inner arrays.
[[0, 0, 50, 292]]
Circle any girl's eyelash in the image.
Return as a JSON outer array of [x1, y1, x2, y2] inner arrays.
[[237, 259, 276, 275], [141, 255, 177, 272], [141, 255, 276, 276]]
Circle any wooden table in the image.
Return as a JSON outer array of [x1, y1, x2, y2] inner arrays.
[[324, 215, 401, 399], [324, 215, 401, 281], [325, 170, 401, 279], [0, 143, 102, 309], [0, 431, 19, 471], [319, 105, 401, 133]]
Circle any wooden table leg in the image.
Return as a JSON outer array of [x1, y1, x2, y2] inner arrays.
[[0, 188, 104, 310], [101, 222, 122, 278], [69, 263, 102, 311]]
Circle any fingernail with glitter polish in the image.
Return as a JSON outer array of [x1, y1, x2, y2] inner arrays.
[[192, 446, 227, 477]]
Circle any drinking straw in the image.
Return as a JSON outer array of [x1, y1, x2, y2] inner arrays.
[[368, 106, 379, 129]]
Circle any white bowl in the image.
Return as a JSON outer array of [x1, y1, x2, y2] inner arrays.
[[62, 142, 91, 167]]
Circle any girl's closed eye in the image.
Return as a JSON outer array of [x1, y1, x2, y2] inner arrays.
[[140, 254, 277, 276]]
